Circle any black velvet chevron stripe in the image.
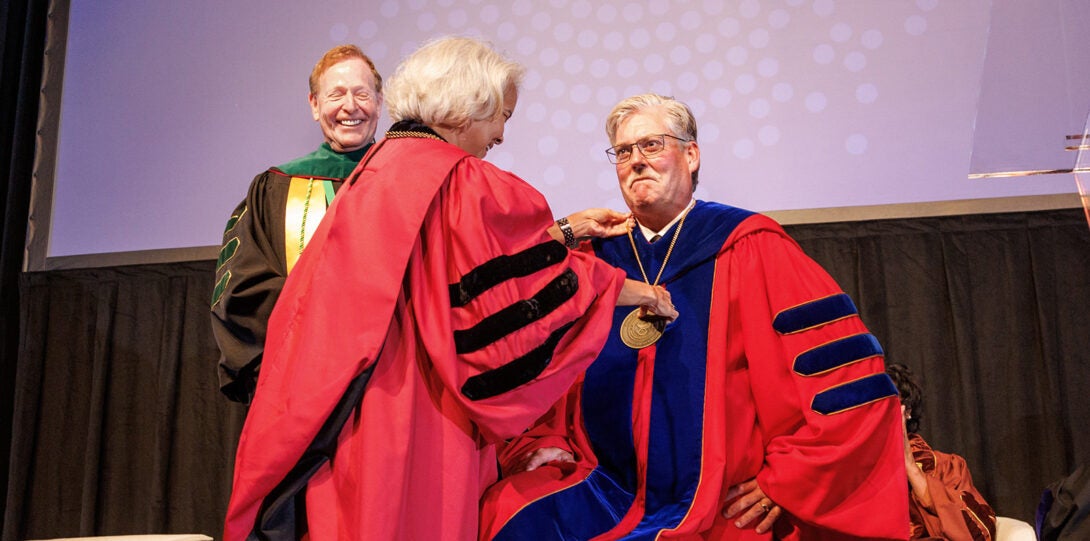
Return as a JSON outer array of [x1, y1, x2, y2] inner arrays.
[[811, 373, 897, 415], [794, 333, 884, 376], [772, 293, 858, 334], [453, 269, 578, 354], [461, 321, 576, 400], [449, 241, 568, 308]]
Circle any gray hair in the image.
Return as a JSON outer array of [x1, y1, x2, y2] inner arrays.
[[606, 93, 700, 187], [385, 36, 525, 129]]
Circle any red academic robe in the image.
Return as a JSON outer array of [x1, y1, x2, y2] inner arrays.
[[223, 134, 625, 541], [480, 202, 909, 540], [908, 434, 996, 540]]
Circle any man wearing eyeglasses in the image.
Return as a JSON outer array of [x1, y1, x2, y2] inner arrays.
[[481, 94, 909, 540]]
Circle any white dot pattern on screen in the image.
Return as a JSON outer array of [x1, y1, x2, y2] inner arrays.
[[718, 18, 740, 37], [734, 139, 755, 159], [831, 23, 852, 42], [759, 125, 781, 146], [703, 61, 725, 81], [905, 15, 927, 35], [843, 51, 866, 72], [330, 23, 348, 42], [417, 13, 437, 32], [480, 5, 501, 24], [357, 21, 378, 39], [577, 113, 596, 133], [630, 28, 652, 48], [448, 10, 467, 28], [702, 123, 721, 143], [749, 98, 771, 119], [538, 136, 560, 155], [806, 92, 828, 113], [739, 0, 760, 19], [644, 54, 666, 74], [564, 55, 584, 75], [532, 12, 551, 32], [380, 1, 398, 18], [554, 23, 575, 42], [540, 48, 561, 67], [813, 0, 835, 17], [749, 28, 771, 48], [544, 165, 565, 185], [727, 46, 748, 66], [846, 134, 868, 155], [336, 0, 936, 202], [856, 83, 878, 104], [814, 44, 835, 64], [552, 109, 572, 129], [757, 58, 779, 77], [735, 74, 757, 94], [861, 29, 884, 49], [523, 70, 542, 91], [769, 10, 790, 29], [772, 83, 793, 102]]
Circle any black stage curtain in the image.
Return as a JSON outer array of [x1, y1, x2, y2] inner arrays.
[[4, 209, 1089, 539], [0, 0, 49, 531], [4, 260, 247, 541]]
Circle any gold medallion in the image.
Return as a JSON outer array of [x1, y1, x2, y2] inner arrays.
[[619, 205, 691, 350], [620, 308, 664, 349]]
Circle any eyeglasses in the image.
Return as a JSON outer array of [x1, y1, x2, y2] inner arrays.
[[605, 134, 692, 164]]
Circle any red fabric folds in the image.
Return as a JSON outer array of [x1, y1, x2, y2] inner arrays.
[[224, 137, 625, 541]]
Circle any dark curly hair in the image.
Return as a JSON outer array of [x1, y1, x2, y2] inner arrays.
[[885, 363, 922, 434]]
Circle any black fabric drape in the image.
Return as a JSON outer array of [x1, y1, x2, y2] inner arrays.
[[3, 209, 1089, 539], [0, 0, 49, 530], [4, 261, 247, 541]]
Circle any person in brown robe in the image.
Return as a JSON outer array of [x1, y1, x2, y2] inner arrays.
[[887, 363, 997, 540]]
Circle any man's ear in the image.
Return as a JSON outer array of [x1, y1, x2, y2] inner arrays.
[[686, 140, 700, 174], [308, 93, 320, 122]]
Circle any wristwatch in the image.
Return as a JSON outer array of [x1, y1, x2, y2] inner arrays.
[[556, 217, 578, 249]]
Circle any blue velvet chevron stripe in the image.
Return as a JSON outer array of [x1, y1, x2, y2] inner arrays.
[[811, 373, 898, 415], [794, 333, 884, 376], [772, 293, 858, 335]]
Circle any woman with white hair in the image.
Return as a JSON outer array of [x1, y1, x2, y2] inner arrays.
[[223, 36, 676, 541]]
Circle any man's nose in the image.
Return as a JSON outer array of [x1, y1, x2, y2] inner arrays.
[[342, 94, 358, 112], [628, 146, 650, 167]]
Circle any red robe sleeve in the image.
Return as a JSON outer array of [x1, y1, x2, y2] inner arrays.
[[727, 216, 909, 540], [408, 157, 626, 443]]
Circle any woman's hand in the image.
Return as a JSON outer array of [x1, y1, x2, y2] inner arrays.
[[514, 447, 575, 472], [569, 208, 632, 239], [618, 282, 677, 321], [640, 284, 678, 323]]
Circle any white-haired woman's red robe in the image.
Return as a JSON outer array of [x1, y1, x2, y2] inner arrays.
[[223, 131, 625, 541]]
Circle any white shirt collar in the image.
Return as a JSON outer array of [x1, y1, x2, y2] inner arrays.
[[638, 199, 696, 242]]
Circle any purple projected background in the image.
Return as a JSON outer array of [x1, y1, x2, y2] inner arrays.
[[47, 0, 1087, 258]]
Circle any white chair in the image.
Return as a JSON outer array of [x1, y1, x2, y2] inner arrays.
[[996, 516, 1036, 541]]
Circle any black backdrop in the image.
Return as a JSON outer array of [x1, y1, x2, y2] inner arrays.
[[3, 208, 1089, 540], [1, 0, 48, 535]]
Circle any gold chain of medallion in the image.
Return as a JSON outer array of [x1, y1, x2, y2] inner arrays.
[[619, 207, 689, 349]]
